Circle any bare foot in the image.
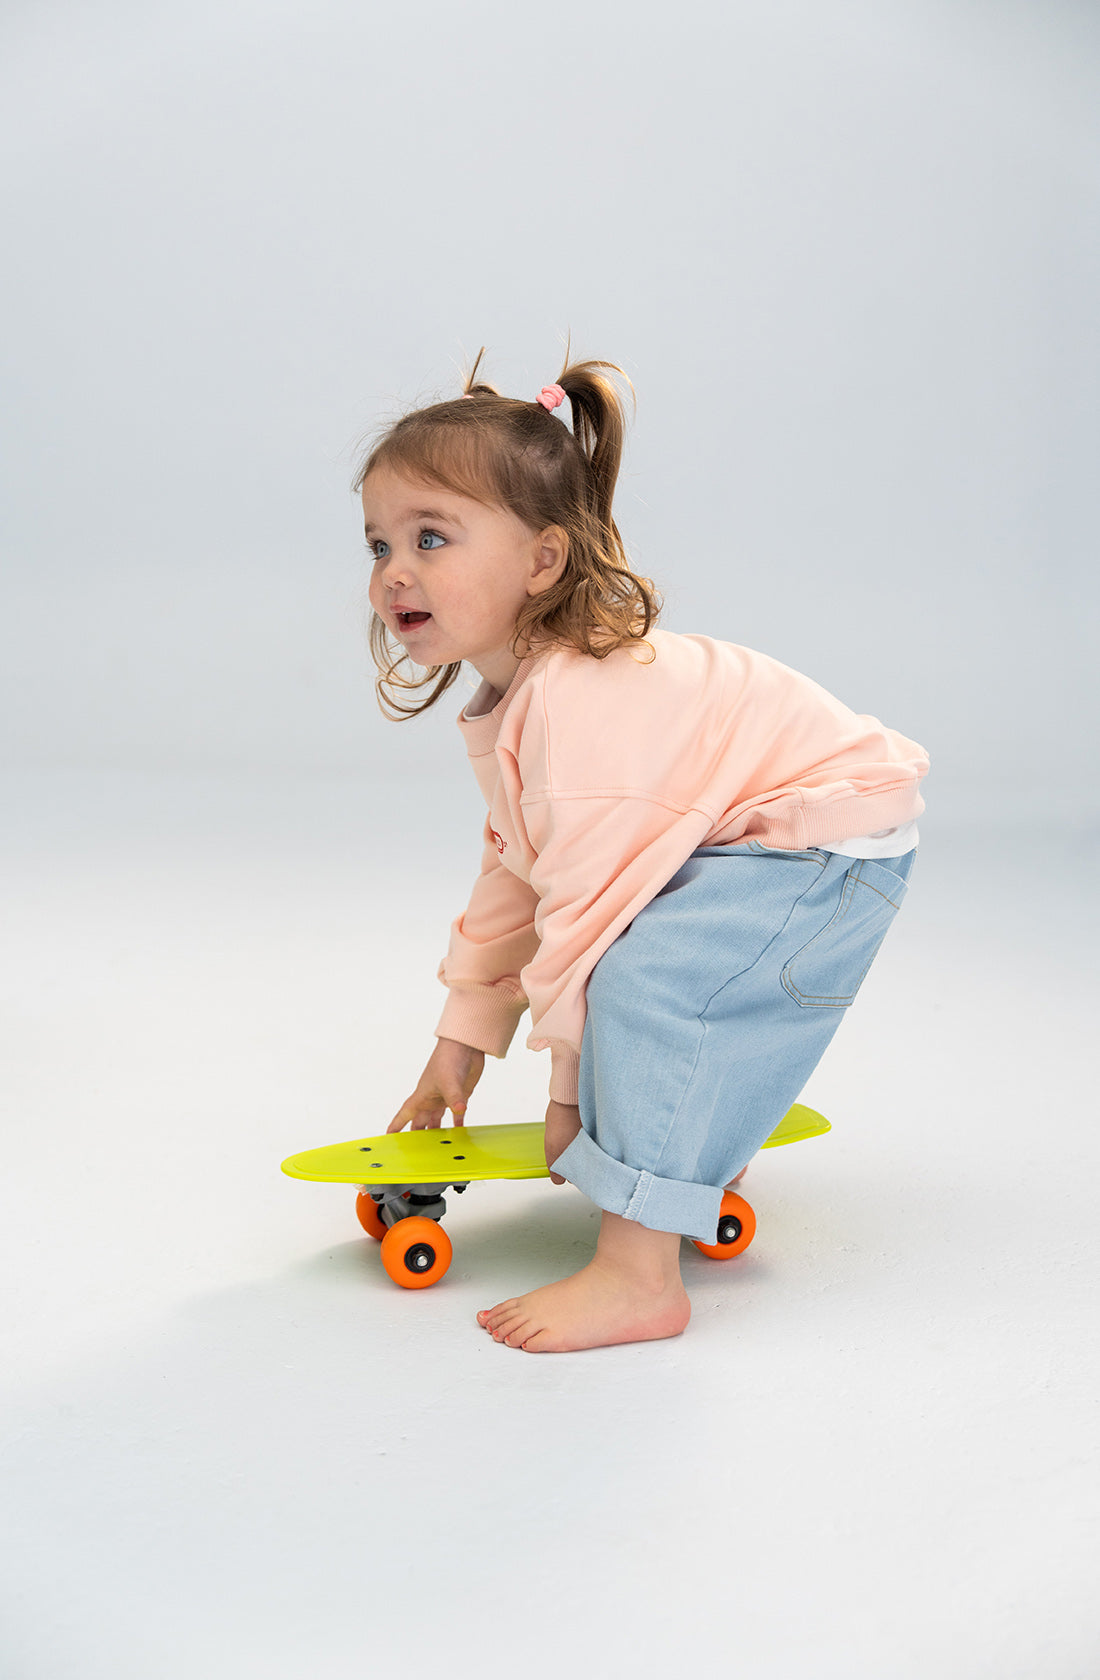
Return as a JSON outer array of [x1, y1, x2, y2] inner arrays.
[[476, 1211, 690, 1352]]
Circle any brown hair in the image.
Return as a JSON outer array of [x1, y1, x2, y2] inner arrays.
[[353, 341, 663, 720]]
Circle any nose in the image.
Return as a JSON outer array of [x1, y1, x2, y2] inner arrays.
[[378, 556, 408, 591]]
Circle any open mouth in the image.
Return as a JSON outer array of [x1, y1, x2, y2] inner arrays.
[[397, 611, 432, 628]]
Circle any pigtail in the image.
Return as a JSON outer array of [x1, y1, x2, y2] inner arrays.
[[538, 341, 656, 658], [554, 338, 636, 550]]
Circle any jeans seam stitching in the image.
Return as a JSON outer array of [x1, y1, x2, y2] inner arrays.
[[781, 866, 902, 1005]]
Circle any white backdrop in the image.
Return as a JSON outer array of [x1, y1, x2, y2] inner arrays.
[[2, 0, 1097, 813], [3, 9, 1099, 1677]]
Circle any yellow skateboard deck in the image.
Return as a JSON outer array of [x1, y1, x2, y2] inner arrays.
[[281, 1102, 830, 1187]]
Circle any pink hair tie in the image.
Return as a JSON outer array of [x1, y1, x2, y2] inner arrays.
[[536, 384, 566, 411]]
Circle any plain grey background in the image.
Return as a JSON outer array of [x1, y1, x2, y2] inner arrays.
[[3, 6, 1099, 1678], [2, 0, 1097, 809]]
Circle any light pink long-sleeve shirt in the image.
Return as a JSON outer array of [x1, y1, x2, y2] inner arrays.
[[434, 630, 930, 1104]]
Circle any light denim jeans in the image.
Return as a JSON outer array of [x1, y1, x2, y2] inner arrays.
[[549, 841, 917, 1242]]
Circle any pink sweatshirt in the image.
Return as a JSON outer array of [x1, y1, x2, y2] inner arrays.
[[434, 629, 930, 1104]]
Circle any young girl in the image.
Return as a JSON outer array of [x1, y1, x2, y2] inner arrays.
[[356, 347, 929, 1355]]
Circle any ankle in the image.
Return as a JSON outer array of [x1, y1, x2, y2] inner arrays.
[[593, 1211, 684, 1290]]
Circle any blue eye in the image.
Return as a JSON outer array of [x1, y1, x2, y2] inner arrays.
[[419, 530, 445, 550], [370, 540, 389, 560]]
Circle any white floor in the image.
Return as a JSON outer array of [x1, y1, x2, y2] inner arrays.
[[2, 769, 1097, 1680]]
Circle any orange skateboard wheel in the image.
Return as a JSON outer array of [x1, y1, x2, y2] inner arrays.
[[692, 1191, 756, 1260], [355, 1191, 388, 1241], [380, 1217, 453, 1289]]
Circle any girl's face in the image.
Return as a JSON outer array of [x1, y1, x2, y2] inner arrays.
[[362, 464, 567, 694]]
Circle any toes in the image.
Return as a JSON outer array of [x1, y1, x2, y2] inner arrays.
[[489, 1297, 521, 1317], [476, 1300, 531, 1341], [478, 1298, 520, 1331], [502, 1320, 535, 1347], [494, 1311, 530, 1343]]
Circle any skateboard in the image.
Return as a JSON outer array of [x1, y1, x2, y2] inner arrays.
[[282, 1103, 831, 1289]]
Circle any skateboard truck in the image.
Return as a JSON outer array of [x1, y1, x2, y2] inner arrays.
[[362, 1182, 450, 1228], [354, 1180, 460, 1284]]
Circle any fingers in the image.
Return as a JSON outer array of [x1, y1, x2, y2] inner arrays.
[[387, 1098, 468, 1133], [385, 1044, 478, 1132], [386, 1104, 433, 1133], [406, 1108, 444, 1131]]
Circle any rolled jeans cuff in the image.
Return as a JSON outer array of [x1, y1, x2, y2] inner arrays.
[[548, 1127, 722, 1243]]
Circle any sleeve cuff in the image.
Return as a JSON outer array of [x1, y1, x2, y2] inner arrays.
[[548, 1045, 580, 1105], [434, 987, 529, 1059]]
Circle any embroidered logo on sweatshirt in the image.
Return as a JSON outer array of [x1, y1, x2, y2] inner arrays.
[[490, 827, 506, 854]]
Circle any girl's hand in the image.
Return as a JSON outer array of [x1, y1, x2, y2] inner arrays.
[[544, 1098, 582, 1184], [386, 1038, 485, 1133]]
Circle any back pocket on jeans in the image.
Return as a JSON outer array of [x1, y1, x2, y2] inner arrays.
[[780, 857, 909, 1008]]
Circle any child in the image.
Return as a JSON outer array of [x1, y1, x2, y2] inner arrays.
[[356, 347, 929, 1354]]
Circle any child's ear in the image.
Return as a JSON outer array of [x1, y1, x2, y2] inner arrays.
[[532, 525, 569, 593]]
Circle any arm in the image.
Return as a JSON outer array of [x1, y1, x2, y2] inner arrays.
[[388, 817, 539, 1136], [433, 812, 542, 1058]]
